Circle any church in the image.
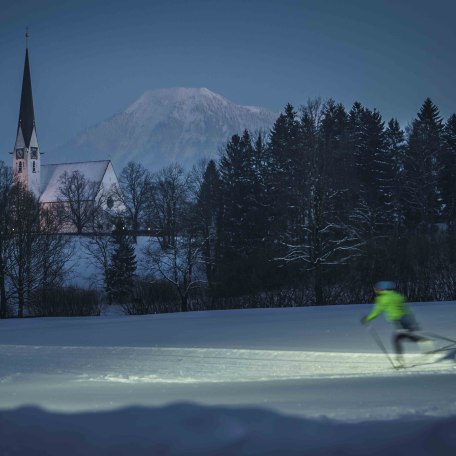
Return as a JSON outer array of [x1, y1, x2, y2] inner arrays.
[[11, 43, 123, 230]]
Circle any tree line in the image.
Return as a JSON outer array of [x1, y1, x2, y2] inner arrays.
[[192, 97, 456, 306], [1, 97, 455, 317]]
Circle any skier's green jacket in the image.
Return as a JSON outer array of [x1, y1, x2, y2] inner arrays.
[[365, 289, 409, 322]]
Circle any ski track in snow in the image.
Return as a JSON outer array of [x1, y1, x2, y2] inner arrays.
[[1, 345, 454, 385]]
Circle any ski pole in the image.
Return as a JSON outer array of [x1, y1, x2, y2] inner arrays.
[[366, 325, 397, 369]]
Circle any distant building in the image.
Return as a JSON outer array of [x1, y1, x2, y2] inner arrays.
[[11, 44, 124, 232]]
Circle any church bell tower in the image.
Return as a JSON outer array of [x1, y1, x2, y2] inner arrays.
[[13, 32, 41, 198]]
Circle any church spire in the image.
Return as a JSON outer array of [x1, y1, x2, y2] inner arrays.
[[17, 37, 35, 148], [13, 31, 41, 198]]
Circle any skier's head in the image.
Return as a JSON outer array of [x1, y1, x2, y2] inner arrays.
[[374, 281, 396, 293]]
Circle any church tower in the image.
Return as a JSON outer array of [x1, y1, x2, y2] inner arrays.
[[13, 39, 41, 198]]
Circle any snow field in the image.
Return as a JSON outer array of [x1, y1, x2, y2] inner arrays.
[[0, 302, 455, 454]]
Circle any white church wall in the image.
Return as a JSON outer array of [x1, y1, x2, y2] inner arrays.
[[27, 128, 40, 198], [12, 129, 26, 188], [97, 161, 126, 218]]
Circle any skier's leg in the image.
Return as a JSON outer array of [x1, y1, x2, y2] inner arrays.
[[406, 333, 421, 343], [393, 332, 405, 355], [393, 332, 406, 366], [395, 331, 429, 352], [394, 331, 422, 352], [393, 319, 409, 355], [394, 316, 434, 358]]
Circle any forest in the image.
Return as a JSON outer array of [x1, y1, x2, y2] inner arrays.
[[1, 97, 455, 317]]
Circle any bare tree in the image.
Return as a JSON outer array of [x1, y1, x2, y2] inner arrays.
[[145, 164, 188, 249], [279, 185, 363, 305], [0, 162, 12, 318], [144, 205, 205, 312], [6, 184, 72, 317], [115, 161, 150, 234], [7, 187, 62, 315], [187, 158, 210, 200], [82, 230, 113, 291], [142, 164, 207, 311], [58, 170, 100, 233], [5, 184, 39, 316], [38, 206, 74, 292]]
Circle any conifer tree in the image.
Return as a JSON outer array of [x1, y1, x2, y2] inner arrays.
[[403, 98, 444, 231], [440, 114, 456, 221], [267, 104, 303, 240], [350, 107, 388, 237], [197, 160, 222, 300], [319, 100, 352, 201], [218, 131, 273, 294], [279, 100, 362, 304], [441, 114, 456, 261], [219, 131, 258, 253], [252, 132, 270, 234], [348, 101, 366, 184], [106, 220, 137, 304], [385, 118, 407, 233]]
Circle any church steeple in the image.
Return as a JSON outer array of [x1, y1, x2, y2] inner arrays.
[[13, 33, 41, 198], [17, 46, 36, 149]]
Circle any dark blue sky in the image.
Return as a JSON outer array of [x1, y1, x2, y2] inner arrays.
[[1, 0, 455, 157]]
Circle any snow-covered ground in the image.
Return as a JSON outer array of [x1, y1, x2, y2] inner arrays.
[[1, 302, 455, 455]]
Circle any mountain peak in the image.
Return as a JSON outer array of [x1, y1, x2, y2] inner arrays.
[[60, 88, 278, 171], [125, 87, 232, 117]]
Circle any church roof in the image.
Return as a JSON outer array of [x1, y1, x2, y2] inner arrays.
[[40, 160, 110, 203], [17, 48, 36, 148]]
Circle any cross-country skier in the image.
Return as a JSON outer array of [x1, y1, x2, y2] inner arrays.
[[361, 281, 432, 365]]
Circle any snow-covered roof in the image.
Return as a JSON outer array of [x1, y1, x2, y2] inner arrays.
[[40, 160, 110, 203]]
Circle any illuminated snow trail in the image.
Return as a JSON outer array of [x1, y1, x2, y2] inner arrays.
[[1, 344, 454, 386]]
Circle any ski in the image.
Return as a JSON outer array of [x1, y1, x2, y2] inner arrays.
[[421, 331, 456, 345], [392, 360, 432, 370], [424, 342, 456, 355]]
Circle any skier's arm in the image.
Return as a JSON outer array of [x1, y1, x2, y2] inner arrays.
[[365, 301, 384, 322]]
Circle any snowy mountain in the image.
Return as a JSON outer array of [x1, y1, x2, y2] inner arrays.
[[59, 88, 278, 172]]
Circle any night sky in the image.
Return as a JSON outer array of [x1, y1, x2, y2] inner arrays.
[[0, 0, 455, 159]]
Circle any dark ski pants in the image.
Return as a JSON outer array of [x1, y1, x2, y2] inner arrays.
[[393, 314, 426, 355], [393, 331, 426, 355]]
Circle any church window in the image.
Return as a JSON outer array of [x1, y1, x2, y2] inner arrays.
[[18, 161, 23, 173], [32, 161, 36, 173]]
